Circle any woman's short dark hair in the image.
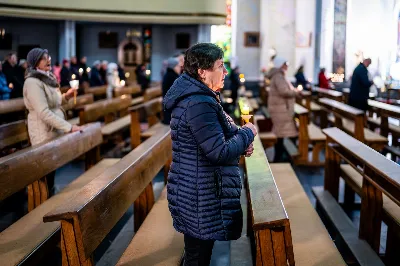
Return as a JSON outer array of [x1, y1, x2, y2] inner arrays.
[[184, 43, 224, 81]]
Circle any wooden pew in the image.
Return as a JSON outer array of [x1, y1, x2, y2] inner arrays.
[[312, 127, 400, 265], [318, 97, 387, 151], [298, 90, 322, 124], [0, 123, 120, 265], [114, 84, 141, 98], [367, 99, 400, 145], [271, 163, 346, 265], [285, 104, 325, 166], [316, 87, 343, 102], [238, 97, 277, 149], [143, 85, 162, 102], [43, 126, 184, 266], [62, 94, 94, 113], [78, 95, 132, 125], [244, 135, 345, 265], [244, 135, 295, 265], [0, 120, 29, 155], [84, 85, 107, 99], [0, 98, 26, 123]]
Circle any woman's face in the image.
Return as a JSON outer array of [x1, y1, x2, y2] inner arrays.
[[37, 54, 51, 72], [200, 59, 228, 92]]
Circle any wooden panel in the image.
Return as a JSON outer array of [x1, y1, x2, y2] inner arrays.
[[319, 98, 363, 118], [294, 103, 308, 116], [368, 100, 400, 119], [84, 85, 107, 96], [256, 230, 275, 266], [44, 125, 171, 260], [0, 98, 25, 115], [143, 86, 162, 102], [80, 95, 132, 124], [245, 136, 288, 229], [114, 84, 141, 97], [0, 122, 103, 201], [323, 127, 400, 205], [62, 94, 94, 112], [0, 120, 28, 149], [0, 158, 119, 266], [316, 88, 343, 101]]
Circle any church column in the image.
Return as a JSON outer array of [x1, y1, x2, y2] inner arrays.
[[198, 24, 211, 43], [59, 20, 76, 62]]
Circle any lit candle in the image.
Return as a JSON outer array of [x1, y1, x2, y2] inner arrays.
[[71, 74, 76, 80], [120, 80, 126, 86], [79, 68, 83, 75], [145, 70, 151, 75], [297, 85, 303, 91], [125, 72, 130, 78], [242, 105, 250, 115], [86, 67, 91, 73]]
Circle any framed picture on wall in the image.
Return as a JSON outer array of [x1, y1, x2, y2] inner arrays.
[[296, 32, 312, 47], [244, 32, 260, 47]]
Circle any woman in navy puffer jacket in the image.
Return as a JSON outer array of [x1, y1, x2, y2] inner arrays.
[[163, 43, 257, 266]]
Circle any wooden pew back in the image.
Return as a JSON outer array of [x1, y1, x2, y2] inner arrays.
[[368, 99, 400, 137], [143, 86, 162, 102], [62, 94, 94, 112], [323, 127, 400, 253], [244, 135, 295, 265], [84, 85, 107, 98], [114, 84, 141, 97], [44, 126, 171, 265], [0, 120, 29, 150], [298, 91, 312, 110], [79, 95, 132, 125], [0, 98, 26, 123], [0, 123, 102, 210], [316, 87, 343, 102], [129, 97, 163, 149], [318, 97, 366, 141], [294, 103, 309, 160]]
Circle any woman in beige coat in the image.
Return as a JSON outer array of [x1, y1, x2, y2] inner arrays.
[[267, 57, 302, 162], [23, 48, 81, 192]]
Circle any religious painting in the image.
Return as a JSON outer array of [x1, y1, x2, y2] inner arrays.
[[296, 32, 312, 47], [244, 32, 260, 47], [332, 0, 347, 74]]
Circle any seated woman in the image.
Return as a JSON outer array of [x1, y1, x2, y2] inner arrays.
[[163, 43, 257, 266]]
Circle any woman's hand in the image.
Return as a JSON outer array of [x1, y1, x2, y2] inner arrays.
[[65, 87, 78, 101], [245, 143, 254, 157], [244, 122, 257, 137], [70, 125, 82, 133]]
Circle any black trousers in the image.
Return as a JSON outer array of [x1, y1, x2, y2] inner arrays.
[[273, 137, 297, 163], [183, 235, 215, 266]]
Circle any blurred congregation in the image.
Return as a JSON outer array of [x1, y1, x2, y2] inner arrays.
[[1, 0, 400, 266]]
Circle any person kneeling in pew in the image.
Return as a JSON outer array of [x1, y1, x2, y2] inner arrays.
[[163, 43, 257, 266], [23, 48, 82, 193]]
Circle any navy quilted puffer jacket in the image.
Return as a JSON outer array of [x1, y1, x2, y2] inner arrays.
[[163, 73, 255, 241]]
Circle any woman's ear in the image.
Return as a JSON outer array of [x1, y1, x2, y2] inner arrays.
[[198, 69, 206, 80]]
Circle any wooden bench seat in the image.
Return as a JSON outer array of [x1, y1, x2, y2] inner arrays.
[[101, 115, 130, 136], [0, 158, 119, 266], [312, 187, 384, 266], [315, 127, 400, 265], [316, 87, 343, 102], [0, 120, 28, 151], [271, 164, 345, 265], [340, 164, 400, 224], [308, 123, 325, 141], [319, 98, 387, 151], [341, 119, 387, 144], [43, 127, 173, 266], [116, 188, 184, 266]]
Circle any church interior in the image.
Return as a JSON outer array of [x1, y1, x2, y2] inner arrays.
[[1, 0, 400, 265]]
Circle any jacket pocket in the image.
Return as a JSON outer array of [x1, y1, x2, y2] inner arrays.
[[214, 169, 222, 198]]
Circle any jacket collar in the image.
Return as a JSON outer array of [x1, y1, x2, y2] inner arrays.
[[26, 68, 60, 88]]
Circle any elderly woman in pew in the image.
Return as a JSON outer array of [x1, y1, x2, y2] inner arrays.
[[23, 48, 82, 192], [163, 43, 257, 266], [267, 57, 302, 162]]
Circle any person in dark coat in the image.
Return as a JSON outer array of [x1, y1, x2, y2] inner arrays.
[[163, 43, 257, 266], [79, 56, 89, 82], [348, 58, 373, 111], [11, 59, 28, 98], [295, 65, 310, 89], [99, 60, 108, 84], [162, 57, 181, 124], [229, 66, 240, 105], [2, 53, 22, 97], [90, 60, 104, 87], [0, 63, 12, 100], [60, 59, 71, 87], [70, 56, 80, 78], [136, 64, 150, 90]]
